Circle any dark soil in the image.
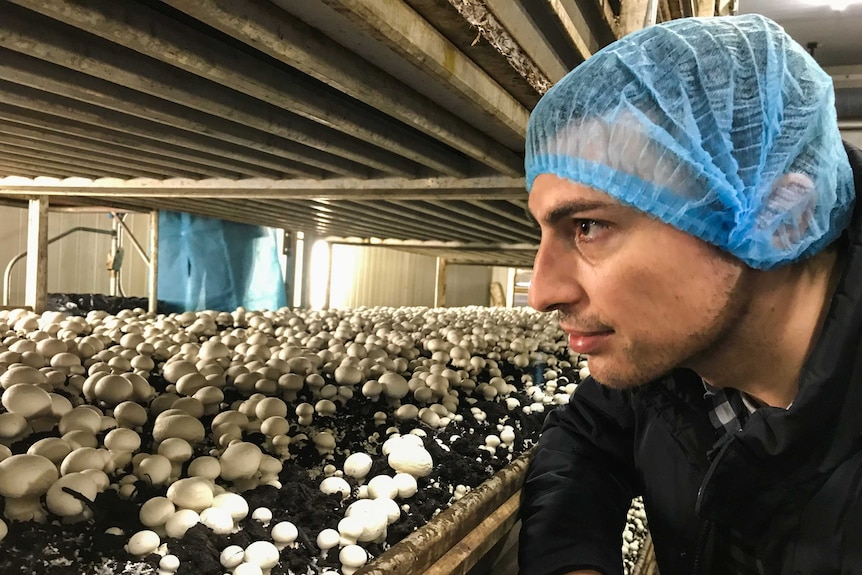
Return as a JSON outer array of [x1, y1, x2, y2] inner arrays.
[[0, 350, 576, 575]]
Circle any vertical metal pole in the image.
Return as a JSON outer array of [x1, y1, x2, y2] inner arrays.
[[148, 210, 159, 314], [301, 233, 315, 309], [282, 230, 298, 309], [619, 0, 652, 36], [643, 0, 659, 28], [506, 267, 516, 308], [696, 0, 713, 16], [109, 215, 119, 297], [25, 196, 49, 313], [434, 257, 447, 308], [322, 241, 332, 310]]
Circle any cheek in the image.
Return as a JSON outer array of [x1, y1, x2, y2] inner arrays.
[[598, 246, 737, 338]]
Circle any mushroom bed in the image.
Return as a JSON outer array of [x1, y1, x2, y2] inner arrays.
[[0, 306, 648, 575]]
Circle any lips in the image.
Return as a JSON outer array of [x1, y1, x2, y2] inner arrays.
[[565, 330, 613, 355]]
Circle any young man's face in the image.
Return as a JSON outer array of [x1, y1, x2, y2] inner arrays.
[[528, 174, 751, 389]]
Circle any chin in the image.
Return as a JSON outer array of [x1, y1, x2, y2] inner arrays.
[[586, 358, 659, 390]]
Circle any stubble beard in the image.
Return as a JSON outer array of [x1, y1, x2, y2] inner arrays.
[[584, 267, 751, 390]]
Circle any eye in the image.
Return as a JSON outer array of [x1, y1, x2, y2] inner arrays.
[[573, 219, 606, 242]]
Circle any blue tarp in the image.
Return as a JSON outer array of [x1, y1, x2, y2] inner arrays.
[[157, 212, 286, 313]]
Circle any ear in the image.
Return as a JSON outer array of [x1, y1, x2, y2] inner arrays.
[[761, 172, 818, 253]]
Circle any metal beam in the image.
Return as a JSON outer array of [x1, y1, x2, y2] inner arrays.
[[554, 0, 618, 54], [324, 238, 539, 250], [25, 196, 48, 313], [163, 0, 524, 173], [0, 176, 527, 200], [0, 105, 242, 178], [0, 157, 102, 179], [0, 4, 418, 177], [409, 200, 534, 243], [426, 200, 538, 242], [484, 0, 570, 83], [0, 48, 362, 178], [9, 0, 476, 177], [319, 0, 530, 148], [0, 136, 172, 179], [0, 124, 208, 179], [0, 80, 303, 178]]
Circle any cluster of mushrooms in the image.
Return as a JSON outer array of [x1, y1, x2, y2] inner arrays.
[[0, 305, 647, 575]]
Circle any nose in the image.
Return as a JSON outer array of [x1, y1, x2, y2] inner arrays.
[[528, 236, 585, 312]]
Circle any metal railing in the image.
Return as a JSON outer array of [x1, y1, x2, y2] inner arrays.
[[2, 226, 115, 307]]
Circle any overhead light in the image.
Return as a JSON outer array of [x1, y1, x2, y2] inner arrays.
[[801, 0, 859, 9]]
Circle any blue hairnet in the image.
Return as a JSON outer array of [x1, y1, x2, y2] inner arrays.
[[525, 14, 855, 269]]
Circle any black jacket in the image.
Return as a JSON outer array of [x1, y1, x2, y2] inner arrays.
[[518, 143, 862, 575]]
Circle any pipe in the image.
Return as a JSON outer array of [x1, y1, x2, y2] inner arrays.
[[110, 212, 150, 265], [3, 226, 115, 306], [148, 210, 159, 314]]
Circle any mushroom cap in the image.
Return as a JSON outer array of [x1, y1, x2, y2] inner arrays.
[[316, 528, 340, 550], [139, 496, 176, 528], [2, 383, 52, 419], [320, 476, 352, 500], [60, 447, 111, 475], [339, 544, 368, 568], [152, 413, 205, 444], [0, 454, 59, 498], [58, 406, 102, 435], [27, 437, 73, 465], [343, 452, 373, 480], [164, 508, 200, 539], [244, 540, 280, 569], [166, 477, 214, 512], [188, 456, 221, 480], [113, 401, 148, 428], [45, 472, 98, 516], [200, 506, 234, 535], [378, 372, 409, 399], [212, 492, 250, 521], [388, 446, 433, 478], [219, 442, 263, 482], [0, 365, 48, 389], [271, 520, 298, 544], [126, 530, 160, 557], [93, 374, 134, 406], [103, 428, 142, 453]]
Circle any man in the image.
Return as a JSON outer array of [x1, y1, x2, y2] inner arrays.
[[518, 13, 861, 575]]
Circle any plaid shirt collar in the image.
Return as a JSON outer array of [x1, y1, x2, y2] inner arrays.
[[702, 381, 759, 436]]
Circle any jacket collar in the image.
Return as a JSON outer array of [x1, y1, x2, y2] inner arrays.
[[695, 142, 862, 540]]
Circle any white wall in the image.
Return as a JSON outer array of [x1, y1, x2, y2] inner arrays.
[[842, 130, 862, 149], [0, 205, 151, 307], [326, 245, 495, 309], [446, 264, 492, 307], [328, 245, 437, 308]]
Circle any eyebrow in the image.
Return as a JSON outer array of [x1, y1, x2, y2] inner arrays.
[[540, 200, 619, 226]]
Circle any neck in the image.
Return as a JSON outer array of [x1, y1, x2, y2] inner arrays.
[[693, 249, 842, 408]]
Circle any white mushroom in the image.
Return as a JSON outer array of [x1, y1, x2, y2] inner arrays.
[[125, 530, 160, 556], [45, 472, 98, 517], [166, 477, 214, 511], [271, 520, 298, 549], [320, 476, 352, 500], [243, 540, 280, 569], [164, 508, 200, 539], [343, 452, 373, 480]]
